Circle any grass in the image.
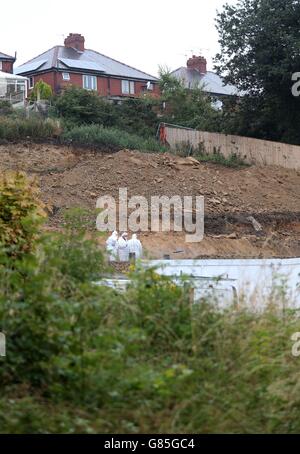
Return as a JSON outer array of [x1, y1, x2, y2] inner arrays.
[[0, 116, 59, 141], [63, 124, 167, 153], [0, 115, 247, 168], [0, 173, 299, 433], [196, 150, 249, 167], [174, 141, 249, 168]]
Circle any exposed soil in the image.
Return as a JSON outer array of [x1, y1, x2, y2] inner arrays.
[[1, 142, 300, 259]]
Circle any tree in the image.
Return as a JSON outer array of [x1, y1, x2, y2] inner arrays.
[[54, 87, 117, 127], [215, 0, 300, 144], [158, 68, 222, 132], [30, 80, 52, 101], [115, 98, 159, 137]]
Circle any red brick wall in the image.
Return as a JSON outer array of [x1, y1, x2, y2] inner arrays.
[[109, 78, 160, 97], [58, 72, 109, 96], [27, 70, 160, 98], [1, 61, 14, 74]]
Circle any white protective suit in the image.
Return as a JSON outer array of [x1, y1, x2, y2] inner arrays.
[[117, 233, 129, 262], [106, 231, 118, 261], [128, 234, 143, 260]]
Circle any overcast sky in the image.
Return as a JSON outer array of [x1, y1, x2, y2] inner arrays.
[[1, 0, 237, 76]]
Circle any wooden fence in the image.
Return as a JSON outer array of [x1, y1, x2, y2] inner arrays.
[[164, 126, 300, 170]]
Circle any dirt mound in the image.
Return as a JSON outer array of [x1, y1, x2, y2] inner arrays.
[[1, 142, 299, 258]]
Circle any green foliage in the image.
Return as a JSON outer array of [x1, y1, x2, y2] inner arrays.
[[0, 100, 13, 116], [0, 117, 58, 140], [215, 0, 300, 144], [53, 87, 117, 127], [175, 141, 248, 168], [0, 176, 299, 433], [30, 80, 53, 101], [0, 172, 46, 256], [63, 124, 167, 152], [115, 98, 159, 137], [158, 68, 222, 131]]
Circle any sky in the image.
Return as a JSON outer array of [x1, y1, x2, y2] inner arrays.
[[1, 0, 237, 76]]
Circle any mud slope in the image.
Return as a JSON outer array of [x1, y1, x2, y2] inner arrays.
[[1, 142, 300, 258]]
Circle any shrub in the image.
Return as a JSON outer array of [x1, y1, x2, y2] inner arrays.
[[53, 87, 117, 127], [1, 170, 300, 434], [115, 98, 159, 137], [30, 80, 53, 101], [174, 141, 248, 168], [0, 100, 13, 116], [0, 117, 59, 140], [0, 172, 46, 256], [63, 124, 167, 152]]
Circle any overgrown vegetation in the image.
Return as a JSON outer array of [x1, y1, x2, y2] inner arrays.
[[63, 124, 167, 152], [0, 116, 59, 141], [158, 68, 222, 132], [174, 142, 248, 168], [0, 172, 300, 434], [54, 86, 117, 128]]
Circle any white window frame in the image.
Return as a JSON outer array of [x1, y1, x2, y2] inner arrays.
[[62, 72, 70, 81], [29, 76, 34, 89], [122, 79, 135, 95], [82, 74, 97, 91], [0, 61, 2, 71]]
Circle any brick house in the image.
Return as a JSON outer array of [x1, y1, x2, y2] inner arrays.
[[171, 55, 240, 108], [0, 52, 16, 74], [15, 33, 159, 100]]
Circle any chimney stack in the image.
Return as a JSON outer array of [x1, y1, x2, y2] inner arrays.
[[64, 33, 85, 52], [186, 55, 207, 74]]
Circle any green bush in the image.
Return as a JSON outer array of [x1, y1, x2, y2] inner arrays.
[[30, 80, 53, 102], [53, 87, 117, 127], [0, 172, 46, 256], [0, 100, 13, 116], [63, 124, 167, 152], [114, 98, 159, 137], [0, 117, 58, 140], [1, 171, 300, 434]]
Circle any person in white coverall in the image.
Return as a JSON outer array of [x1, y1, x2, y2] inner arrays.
[[117, 232, 129, 262], [128, 234, 143, 260], [106, 231, 118, 261]]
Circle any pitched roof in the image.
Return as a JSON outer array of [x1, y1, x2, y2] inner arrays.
[[171, 67, 240, 96], [0, 51, 15, 61], [15, 46, 158, 81]]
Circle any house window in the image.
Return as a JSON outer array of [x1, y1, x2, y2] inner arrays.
[[62, 72, 70, 81], [0, 62, 2, 71], [83, 75, 97, 90], [29, 76, 34, 89], [121, 80, 135, 95]]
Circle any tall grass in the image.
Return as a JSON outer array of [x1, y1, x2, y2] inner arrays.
[[63, 124, 167, 152], [0, 117, 59, 140]]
